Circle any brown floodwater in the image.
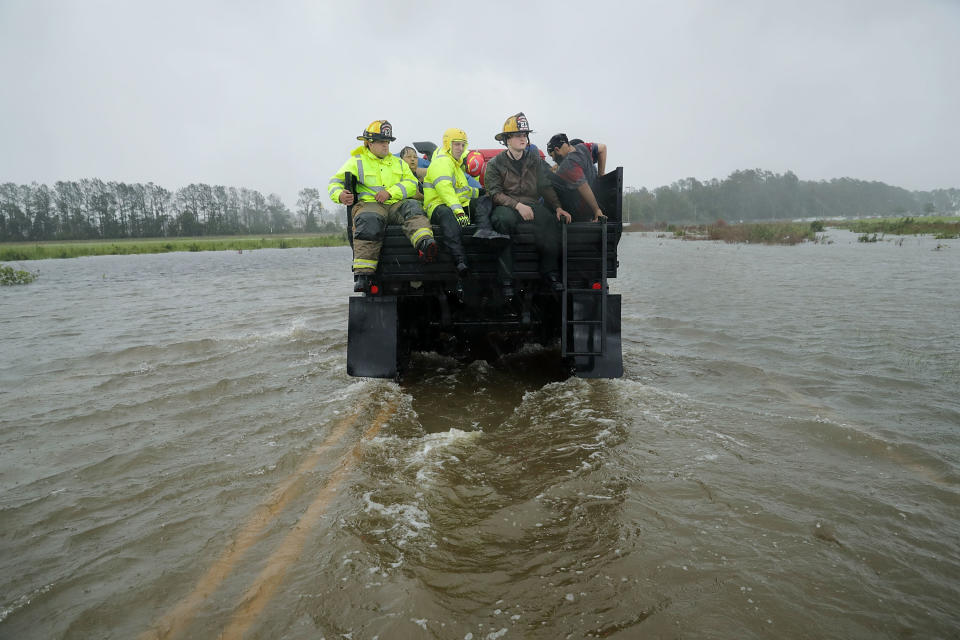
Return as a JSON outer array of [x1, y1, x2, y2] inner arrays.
[[1, 231, 958, 639]]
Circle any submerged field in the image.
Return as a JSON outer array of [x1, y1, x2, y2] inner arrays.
[[0, 233, 348, 261], [4, 216, 958, 262], [626, 215, 960, 244], [638, 221, 823, 245], [830, 216, 960, 238]]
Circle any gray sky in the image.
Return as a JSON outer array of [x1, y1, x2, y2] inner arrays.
[[1, 0, 958, 208]]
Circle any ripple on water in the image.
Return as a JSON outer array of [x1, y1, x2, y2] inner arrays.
[[2, 244, 959, 638]]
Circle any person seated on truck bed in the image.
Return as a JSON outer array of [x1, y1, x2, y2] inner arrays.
[[546, 133, 608, 222], [484, 112, 572, 298], [424, 128, 510, 280], [328, 120, 438, 293], [399, 146, 426, 202]]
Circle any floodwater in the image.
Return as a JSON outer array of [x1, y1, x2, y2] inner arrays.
[[1, 231, 958, 639]]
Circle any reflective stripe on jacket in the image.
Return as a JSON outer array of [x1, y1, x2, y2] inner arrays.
[[423, 147, 479, 218], [328, 145, 419, 205]]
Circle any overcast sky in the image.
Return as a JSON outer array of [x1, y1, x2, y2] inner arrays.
[[1, 0, 957, 208]]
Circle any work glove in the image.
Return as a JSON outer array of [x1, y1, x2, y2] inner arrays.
[[456, 212, 470, 227]]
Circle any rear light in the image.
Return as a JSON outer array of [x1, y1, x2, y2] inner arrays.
[[591, 281, 602, 290], [370, 284, 380, 295]]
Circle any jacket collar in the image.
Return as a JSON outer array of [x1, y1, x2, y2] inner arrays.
[[352, 145, 392, 163], [432, 145, 469, 168]]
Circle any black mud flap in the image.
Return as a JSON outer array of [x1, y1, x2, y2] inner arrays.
[[347, 296, 399, 378], [572, 294, 623, 378]]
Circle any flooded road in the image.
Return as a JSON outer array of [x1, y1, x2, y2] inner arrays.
[[1, 231, 959, 638]]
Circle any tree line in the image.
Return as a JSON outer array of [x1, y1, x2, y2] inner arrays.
[[624, 169, 960, 225], [0, 180, 347, 242], [3, 171, 958, 242]]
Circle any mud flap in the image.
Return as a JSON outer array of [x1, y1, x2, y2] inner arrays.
[[572, 294, 623, 378], [347, 296, 399, 378]]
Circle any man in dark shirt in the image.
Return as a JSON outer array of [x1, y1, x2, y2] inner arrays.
[[547, 134, 608, 222], [485, 113, 572, 297]]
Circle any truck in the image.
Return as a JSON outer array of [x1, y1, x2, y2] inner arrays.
[[346, 147, 623, 379]]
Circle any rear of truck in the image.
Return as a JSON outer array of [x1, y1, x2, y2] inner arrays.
[[347, 166, 624, 379]]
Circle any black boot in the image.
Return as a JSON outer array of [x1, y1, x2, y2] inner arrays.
[[435, 207, 470, 273], [544, 271, 564, 293], [500, 279, 515, 300], [471, 196, 511, 247], [416, 236, 438, 263], [354, 273, 372, 293]]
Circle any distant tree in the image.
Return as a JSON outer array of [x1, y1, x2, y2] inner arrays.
[[0, 182, 28, 241], [296, 188, 322, 231], [145, 183, 172, 237], [211, 186, 230, 234], [266, 194, 293, 233], [3, 171, 950, 240], [85, 179, 120, 237], [30, 183, 55, 239], [654, 185, 693, 221]]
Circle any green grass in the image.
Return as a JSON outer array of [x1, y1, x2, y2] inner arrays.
[[668, 221, 821, 245], [0, 264, 39, 285], [0, 233, 349, 261], [832, 216, 960, 238]]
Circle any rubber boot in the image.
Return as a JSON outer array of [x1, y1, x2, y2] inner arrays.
[[543, 271, 564, 293], [470, 196, 511, 247], [500, 279, 515, 301], [416, 237, 438, 263], [437, 210, 470, 276], [354, 273, 372, 293]]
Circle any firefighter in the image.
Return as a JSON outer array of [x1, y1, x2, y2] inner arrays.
[[329, 120, 438, 293], [484, 112, 571, 298], [423, 128, 509, 278]]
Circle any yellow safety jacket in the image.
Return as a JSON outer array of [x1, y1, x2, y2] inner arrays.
[[423, 146, 479, 222], [328, 145, 419, 206]]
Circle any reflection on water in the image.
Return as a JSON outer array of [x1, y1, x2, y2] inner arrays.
[[1, 236, 959, 638]]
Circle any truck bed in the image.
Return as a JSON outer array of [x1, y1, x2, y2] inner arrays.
[[373, 167, 624, 288], [376, 221, 620, 284]]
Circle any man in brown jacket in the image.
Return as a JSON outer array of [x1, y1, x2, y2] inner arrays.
[[484, 112, 571, 298]]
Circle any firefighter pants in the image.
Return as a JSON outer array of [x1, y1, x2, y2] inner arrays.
[[429, 205, 467, 263], [351, 199, 433, 274], [490, 203, 560, 281]]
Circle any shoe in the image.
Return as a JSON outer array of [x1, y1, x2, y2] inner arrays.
[[354, 273, 372, 293], [416, 237, 438, 263], [500, 279, 515, 300], [544, 272, 564, 293], [472, 227, 511, 248], [455, 259, 470, 278]]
